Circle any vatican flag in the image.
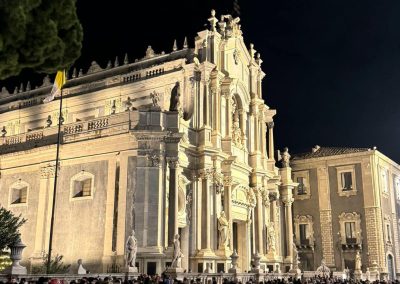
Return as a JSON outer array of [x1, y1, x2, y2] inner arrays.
[[43, 70, 66, 103]]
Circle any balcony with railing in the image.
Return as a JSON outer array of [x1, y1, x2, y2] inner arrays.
[[0, 110, 181, 155]]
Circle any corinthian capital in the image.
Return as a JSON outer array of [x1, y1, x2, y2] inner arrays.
[[282, 196, 294, 205], [267, 121, 274, 129], [223, 175, 233, 186], [166, 157, 179, 169]]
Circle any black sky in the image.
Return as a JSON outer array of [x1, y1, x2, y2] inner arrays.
[[3, 1, 400, 161]]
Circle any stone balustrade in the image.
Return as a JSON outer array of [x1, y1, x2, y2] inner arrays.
[[0, 110, 182, 155]]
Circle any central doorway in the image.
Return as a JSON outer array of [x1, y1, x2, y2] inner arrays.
[[232, 220, 249, 271]]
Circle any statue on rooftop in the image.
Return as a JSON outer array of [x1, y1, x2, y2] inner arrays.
[[169, 82, 180, 111]]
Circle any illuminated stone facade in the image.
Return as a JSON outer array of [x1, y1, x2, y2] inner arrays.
[[0, 11, 297, 274], [292, 146, 400, 280]]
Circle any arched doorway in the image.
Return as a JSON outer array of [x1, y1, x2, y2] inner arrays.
[[387, 254, 395, 280]]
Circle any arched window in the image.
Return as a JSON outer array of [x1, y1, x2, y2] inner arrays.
[[70, 171, 95, 200], [9, 180, 29, 206]]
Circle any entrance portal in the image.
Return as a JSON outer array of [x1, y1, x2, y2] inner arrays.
[[388, 254, 395, 280], [232, 220, 249, 271]]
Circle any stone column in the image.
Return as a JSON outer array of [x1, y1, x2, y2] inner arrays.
[[203, 81, 209, 127], [262, 190, 270, 255], [267, 122, 274, 160], [240, 110, 248, 150], [223, 176, 233, 250], [261, 121, 267, 159], [167, 157, 180, 245], [255, 189, 264, 255], [253, 115, 259, 152], [43, 166, 56, 254], [193, 172, 202, 252], [200, 169, 213, 253], [223, 92, 232, 138], [283, 197, 294, 261], [33, 166, 53, 258]]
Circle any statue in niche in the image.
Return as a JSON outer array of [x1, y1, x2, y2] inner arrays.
[[218, 211, 230, 248], [231, 99, 243, 148], [267, 222, 276, 253], [355, 251, 362, 271], [125, 230, 137, 268], [169, 82, 180, 111], [171, 234, 184, 268]]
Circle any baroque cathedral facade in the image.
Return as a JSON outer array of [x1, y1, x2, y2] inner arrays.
[[0, 10, 297, 274]]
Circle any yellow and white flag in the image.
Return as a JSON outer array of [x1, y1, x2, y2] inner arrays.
[[43, 70, 66, 103]]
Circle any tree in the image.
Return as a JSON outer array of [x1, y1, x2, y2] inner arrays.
[[31, 252, 70, 274], [0, 206, 26, 251], [0, 0, 83, 80]]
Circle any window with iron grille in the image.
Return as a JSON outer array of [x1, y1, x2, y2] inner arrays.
[[297, 177, 307, 195], [345, 221, 356, 244], [299, 224, 309, 245], [341, 172, 353, 191], [73, 178, 92, 198]]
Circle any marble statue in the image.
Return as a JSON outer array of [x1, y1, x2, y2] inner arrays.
[[77, 259, 87, 275], [355, 251, 362, 271], [218, 211, 230, 248], [169, 82, 180, 111], [292, 241, 300, 269], [150, 91, 160, 109], [171, 234, 184, 268], [126, 230, 137, 268], [366, 267, 371, 280], [280, 147, 291, 168], [267, 222, 276, 252]]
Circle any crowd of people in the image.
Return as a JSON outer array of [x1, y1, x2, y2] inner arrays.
[[0, 274, 399, 284]]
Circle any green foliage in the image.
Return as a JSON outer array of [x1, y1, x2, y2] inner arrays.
[[0, 251, 12, 271], [0, 0, 83, 79], [31, 252, 71, 274], [0, 206, 26, 251]]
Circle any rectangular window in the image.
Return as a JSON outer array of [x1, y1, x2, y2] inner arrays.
[[345, 222, 356, 243], [341, 172, 353, 191], [299, 224, 307, 243], [12, 187, 28, 204], [297, 177, 307, 195], [74, 179, 92, 198], [387, 224, 391, 243]]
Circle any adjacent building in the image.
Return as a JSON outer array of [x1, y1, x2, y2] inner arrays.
[[291, 146, 400, 280], [0, 11, 297, 274]]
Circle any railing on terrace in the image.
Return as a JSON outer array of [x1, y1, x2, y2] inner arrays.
[[0, 109, 183, 154]]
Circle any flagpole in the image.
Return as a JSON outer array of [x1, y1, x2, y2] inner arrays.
[[46, 78, 64, 274]]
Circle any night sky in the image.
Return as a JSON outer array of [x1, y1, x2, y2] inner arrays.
[[2, 1, 400, 161]]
